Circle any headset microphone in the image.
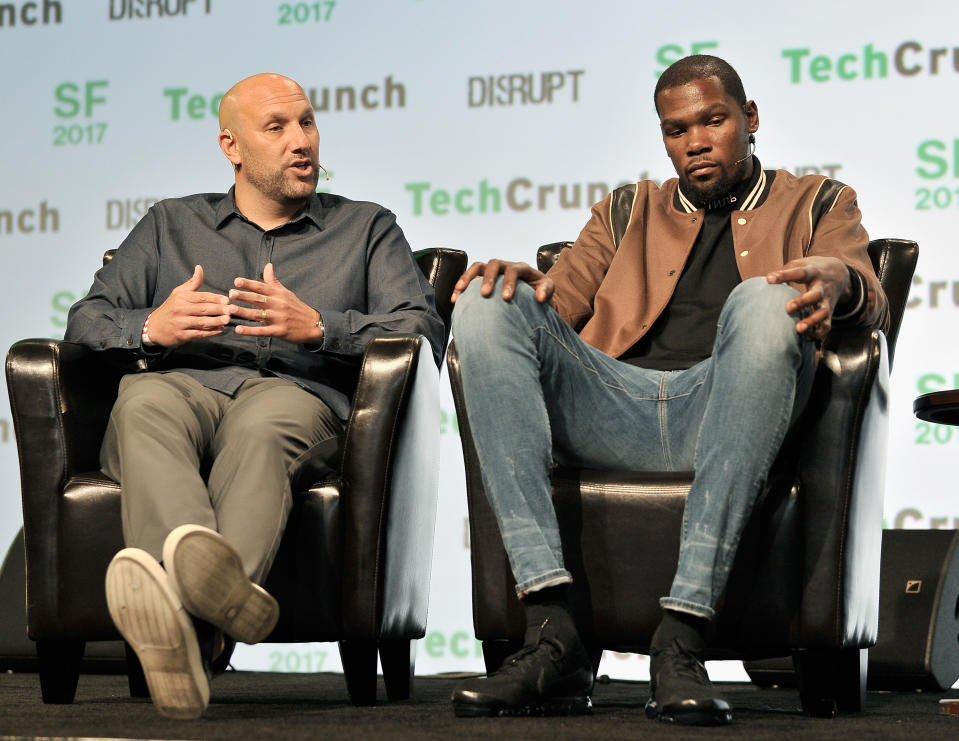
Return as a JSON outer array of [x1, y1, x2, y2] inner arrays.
[[318, 163, 331, 181], [732, 133, 756, 167]]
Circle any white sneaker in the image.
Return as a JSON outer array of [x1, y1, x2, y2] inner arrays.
[[105, 548, 209, 719], [162, 524, 279, 645]]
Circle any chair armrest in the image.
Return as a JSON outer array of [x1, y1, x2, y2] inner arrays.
[[6, 339, 126, 635], [537, 242, 573, 274], [339, 335, 440, 638], [796, 327, 888, 646], [414, 247, 468, 343], [6, 339, 124, 506]]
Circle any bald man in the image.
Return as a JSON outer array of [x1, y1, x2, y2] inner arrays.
[[66, 73, 444, 719]]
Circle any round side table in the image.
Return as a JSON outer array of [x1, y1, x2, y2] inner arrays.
[[914, 389, 959, 425]]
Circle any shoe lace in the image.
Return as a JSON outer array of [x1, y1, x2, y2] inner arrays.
[[496, 619, 562, 676], [650, 639, 710, 692], [668, 646, 709, 683]]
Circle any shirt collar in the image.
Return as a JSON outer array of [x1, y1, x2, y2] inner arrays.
[[214, 187, 326, 230]]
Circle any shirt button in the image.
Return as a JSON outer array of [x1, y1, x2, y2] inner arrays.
[[740, 250, 749, 257], [691, 217, 698, 223], [737, 217, 747, 225], [125, 338, 132, 346]]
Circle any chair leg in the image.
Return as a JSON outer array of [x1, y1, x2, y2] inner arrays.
[[36, 638, 84, 704], [835, 648, 867, 713], [379, 639, 415, 701], [339, 639, 378, 706], [124, 641, 150, 698], [481, 638, 523, 676], [586, 644, 603, 680], [793, 647, 867, 717]]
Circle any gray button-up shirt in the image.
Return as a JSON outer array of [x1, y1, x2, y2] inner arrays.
[[66, 188, 445, 419]]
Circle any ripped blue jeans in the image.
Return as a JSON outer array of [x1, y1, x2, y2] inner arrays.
[[451, 276, 816, 619]]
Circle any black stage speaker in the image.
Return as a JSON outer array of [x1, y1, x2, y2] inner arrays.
[[868, 528, 959, 690], [745, 529, 959, 691], [0, 527, 126, 672]]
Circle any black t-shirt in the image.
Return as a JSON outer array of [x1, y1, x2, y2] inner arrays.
[[621, 163, 773, 371]]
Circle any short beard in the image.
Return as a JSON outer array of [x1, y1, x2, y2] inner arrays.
[[681, 160, 749, 207], [244, 166, 319, 204]]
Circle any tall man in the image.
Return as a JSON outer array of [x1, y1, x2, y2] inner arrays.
[[449, 55, 887, 724], [65, 73, 444, 719]]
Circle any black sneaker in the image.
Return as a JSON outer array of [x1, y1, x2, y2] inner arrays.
[[452, 619, 594, 717], [192, 617, 236, 680], [645, 638, 733, 725]]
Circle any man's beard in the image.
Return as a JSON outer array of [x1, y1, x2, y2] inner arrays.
[[681, 160, 749, 207], [243, 157, 319, 203]]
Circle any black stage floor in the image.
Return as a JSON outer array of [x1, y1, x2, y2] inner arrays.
[[1, 670, 957, 740]]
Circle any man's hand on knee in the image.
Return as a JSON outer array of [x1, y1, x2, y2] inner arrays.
[[451, 259, 554, 304], [766, 256, 852, 340]]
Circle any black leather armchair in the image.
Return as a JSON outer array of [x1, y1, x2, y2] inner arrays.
[[447, 238, 917, 717], [6, 246, 467, 706]]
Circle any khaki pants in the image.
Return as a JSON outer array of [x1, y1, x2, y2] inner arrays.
[[101, 372, 343, 584]]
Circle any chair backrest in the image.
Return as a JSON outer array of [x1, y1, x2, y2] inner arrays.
[[536, 238, 918, 367], [866, 238, 918, 367], [414, 248, 467, 340]]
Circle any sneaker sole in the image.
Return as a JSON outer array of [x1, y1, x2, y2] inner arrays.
[[453, 696, 592, 717], [162, 525, 278, 645], [646, 699, 733, 725], [105, 549, 209, 720]]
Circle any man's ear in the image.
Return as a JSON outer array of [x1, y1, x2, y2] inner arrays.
[[219, 128, 241, 168], [744, 100, 759, 134]]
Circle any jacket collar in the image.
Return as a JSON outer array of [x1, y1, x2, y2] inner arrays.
[[675, 157, 770, 214]]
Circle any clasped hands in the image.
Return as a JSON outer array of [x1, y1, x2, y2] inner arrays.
[[145, 263, 323, 348], [451, 255, 853, 341]]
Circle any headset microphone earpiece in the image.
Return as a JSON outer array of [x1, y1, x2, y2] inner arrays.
[[732, 133, 756, 167]]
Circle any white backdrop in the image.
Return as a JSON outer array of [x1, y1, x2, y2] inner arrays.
[[2, 0, 958, 681]]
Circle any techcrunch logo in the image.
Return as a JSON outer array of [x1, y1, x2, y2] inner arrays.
[[0, 201, 59, 234], [0, 0, 60, 26], [405, 177, 635, 216], [907, 274, 959, 310], [164, 77, 405, 120], [886, 509, 959, 529], [783, 41, 959, 82], [406, 167, 839, 217]]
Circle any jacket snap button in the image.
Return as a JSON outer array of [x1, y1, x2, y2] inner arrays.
[[740, 250, 749, 257], [668, 269, 676, 276], [737, 217, 747, 225]]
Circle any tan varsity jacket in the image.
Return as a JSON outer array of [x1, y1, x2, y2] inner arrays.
[[548, 170, 889, 359]]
